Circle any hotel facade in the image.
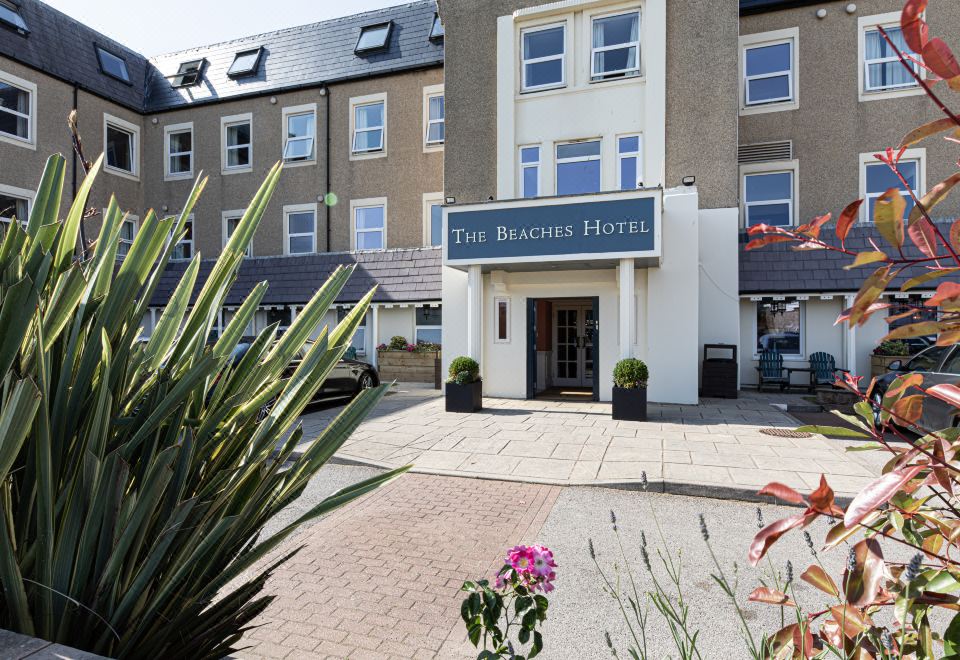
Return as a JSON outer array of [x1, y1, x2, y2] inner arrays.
[[0, 0, 957, 403]]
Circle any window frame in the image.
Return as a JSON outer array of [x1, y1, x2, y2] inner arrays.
[[589, 10, 642, 82], [857, 11, 925, 102], [753, 297, 805, 360], [0, 69, 36, 149], [102, 113, 140, 181], [0, 182, 33, 228], [740, 160, 798, 229], [0, 0, 29, 35], [171, 214, 194, 262], [221, 112, 253, 175], [350, 93, 387, 159], [520, 22, 566, 93], [415, 305, 442, 346], [350, 197, 387, 252], [280, 103, 317, 166], [858, 148, 926, 223], [355, 21, 392, 53], [422, 84, 444, 152], [116, 213, 140, 261], [94, 44, 131, 84], [519, 145, 541, 199], [738, 28, 799, 115], [423, 192, 444, 247], [282, 203, 318, 255], [171, 59, 204, 88], [227, 47, 263, 78], [222, 209, 253, 257], [494, 297, 511, 344], [616, 133, 643, 190], [555, 139, 602, 196], [163, 121, 193, 181], [429, 13, 444, 41]]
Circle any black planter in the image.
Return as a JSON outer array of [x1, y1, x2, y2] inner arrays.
[[446, 380, 482, 412], [612, 386, 647, 421]]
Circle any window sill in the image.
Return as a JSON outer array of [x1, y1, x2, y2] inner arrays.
[[221, 165, 253, 176], [517, 76, 643, 101], [739, 99, 798, 116], [588, 71, 642, 84], [519, 83, 566, 95], [350, 149, 387, 162], [282, 158, 317, 169], [164, 172, 193, 182], [858, 86, 925, 103], [0, 132, 36, 150], [104, 165, 140, 182], [423, 142, 444, 154]]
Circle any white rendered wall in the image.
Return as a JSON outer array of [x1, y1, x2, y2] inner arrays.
[[442, 266, 470, 384], [697, 208, 740, 387], [378, 307, 416, 346]]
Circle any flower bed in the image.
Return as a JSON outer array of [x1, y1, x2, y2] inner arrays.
[[376, 337, 440, 383]]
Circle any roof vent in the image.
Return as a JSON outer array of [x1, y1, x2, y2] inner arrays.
[[738, 140, 793, 164], [355, 21, 392, 53]]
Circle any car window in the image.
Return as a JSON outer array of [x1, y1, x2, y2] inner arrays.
[[230, 343, 251, 364], [940, 348, 960, 374], [907, 345, 949, 372]]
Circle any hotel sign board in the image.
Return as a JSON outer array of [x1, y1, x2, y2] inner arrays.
[[443, 190, 661, 267]]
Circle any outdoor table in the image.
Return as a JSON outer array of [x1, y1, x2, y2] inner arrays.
[[785, 367, 815, 393]]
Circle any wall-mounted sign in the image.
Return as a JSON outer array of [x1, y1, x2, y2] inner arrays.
[[443, 190, 660, 266]]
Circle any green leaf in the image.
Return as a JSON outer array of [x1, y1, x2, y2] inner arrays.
[[795, 425, 871, 439]]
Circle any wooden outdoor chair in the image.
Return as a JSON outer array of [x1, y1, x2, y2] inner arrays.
[[755, 350, 788, 391], [809, 351, 848, 388]]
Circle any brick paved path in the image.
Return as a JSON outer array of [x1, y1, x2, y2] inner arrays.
[[237, 473, 561, 659]]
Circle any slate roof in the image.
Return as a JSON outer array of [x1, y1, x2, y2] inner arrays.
[[739, 221, 952, 294], [144, 1, 443, 112], [149, 247, 442, 308], [0, 0, 150, 112]]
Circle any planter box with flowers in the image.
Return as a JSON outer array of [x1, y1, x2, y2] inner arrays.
[[612, 358, 648, 422], [870, 340, 911, 379], [377, 336, 440, 383], [446, 356, 482, 412]]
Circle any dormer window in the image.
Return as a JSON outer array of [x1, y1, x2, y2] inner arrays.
[[96, 45, 130, 84], [227, 47, 263, 78], [429, 14, 444, 41], [355, 22, 391, 53], [171, 59, 204, 88], [0, 0, 28, 35]]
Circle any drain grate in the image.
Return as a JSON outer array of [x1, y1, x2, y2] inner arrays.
[[759, 428, 813, 439]]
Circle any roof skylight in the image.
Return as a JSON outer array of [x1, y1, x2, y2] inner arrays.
[[429, 13, 444, 40], [96, 46, 130, 83], [355, 22, 391, 53], [227, 47, 263, 78], [0, 0, 28, 35], [171, 59, 204, 88]]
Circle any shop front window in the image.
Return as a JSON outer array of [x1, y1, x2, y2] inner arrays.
[[756, 298, 802, 356]]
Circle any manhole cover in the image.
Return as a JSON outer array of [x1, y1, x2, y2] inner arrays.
[[759, 428, 812, 439]]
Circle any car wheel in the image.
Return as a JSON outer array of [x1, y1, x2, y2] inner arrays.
[[871, 390, 884, 428], [357, 371, 375, 391]]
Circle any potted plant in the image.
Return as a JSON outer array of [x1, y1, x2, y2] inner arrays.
[[612, 358, 648, 421], [870, 340, 910, 378], [446, 356, 482, 412]]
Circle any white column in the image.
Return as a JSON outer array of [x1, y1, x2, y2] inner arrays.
[[844, 294, 857, 373], [618, 258, 635, 360], [467, 264, 483, 360], [370, 305, 380, 369]]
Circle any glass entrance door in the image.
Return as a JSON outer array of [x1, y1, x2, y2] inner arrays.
[[553, 304, 593, 387]]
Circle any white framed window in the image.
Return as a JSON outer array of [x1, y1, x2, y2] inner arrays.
[[281, 103, 316, 165], [423, 84, 444, 150], [0, 69, 36, 149], [858, 12, 924, 101], [755, 298, 804, 358], [283, 203, 317, 255], [163, 122, 193, 180], [423, 192, 443, 247], [739, 28, 798, 114], [556, 140, 601, 195], [337, 306, 369, 355], [415, 306, 442, 345], [859, 148, 925, 222], [741, 160, 798, 228], [103, 113, 140, 180], [0, 183, 32, 230], [351, 93, 386, 158], [351, 198, 386, 251], [521, 23, 565, 92], [221, 113, 252, 174], [494, 298, 510, 343], [117, 214, 139, 260], [519, 145, 540, 198], [222, 210, 253, 257], [590, 11, 641, 81], [617, 134, 643, 190], [171, 215, 194, 261]]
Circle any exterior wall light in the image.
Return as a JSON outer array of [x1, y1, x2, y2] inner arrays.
[[682, 176, 696, 186], [445, 196, 456, 204], [845, 3, 857, 13], [151, 117, 158, 125], [816, 8, 827, 18], [269, 96, 277, 104]]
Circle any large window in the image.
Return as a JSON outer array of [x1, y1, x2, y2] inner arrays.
[[104, 114, 139, 179], [617, 135, 642, 190], [863, 25, 918, 93], [164, 122, 193, 180], [424, 194, 443, 247], [522, 24, 565, 91], [222, 113, 252, 173], [861, 152, 922, 220], [743, 169, 794, 227], [415, 306, 442, 345], [591, 12, 640, 81], [556, 140, 601, 195], [0, 70, 35, 147], [284, 204, 317, 255], [353, 201, 385, 251], [222, 210, 252, 257], [96, 45, 130, 83], [282, 104, 316, 163], [756, 298, 802, 356], [171, 216, 194, 261], [352, 98, 385, 155], [743, 39, 794, 106], [520, 146, 540, 198], [338, 307, 368, 354]]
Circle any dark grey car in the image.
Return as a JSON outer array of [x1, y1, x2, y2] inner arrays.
[[873, 344, 960, 431]]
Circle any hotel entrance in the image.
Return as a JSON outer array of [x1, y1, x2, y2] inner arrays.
[[526, 297, 599, 401]]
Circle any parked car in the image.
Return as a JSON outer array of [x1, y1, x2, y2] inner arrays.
[[872, 344, 960, 430]]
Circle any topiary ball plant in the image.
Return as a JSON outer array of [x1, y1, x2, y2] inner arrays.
[[613, 358, 649, 389], [388, 335, 408, 351], [448, 356, 480, 383]]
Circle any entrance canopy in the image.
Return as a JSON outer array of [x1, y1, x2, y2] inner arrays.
[[443, 189, 662, 272]]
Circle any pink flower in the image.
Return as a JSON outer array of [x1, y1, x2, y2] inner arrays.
[[530, 546, 556, 577], [500, 545, 557, 594]]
